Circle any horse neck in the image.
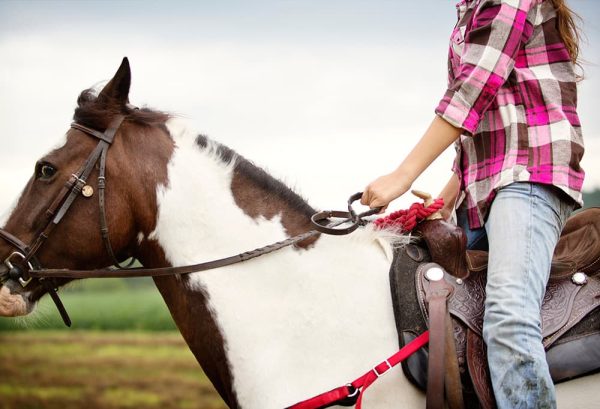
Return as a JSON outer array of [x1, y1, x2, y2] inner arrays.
[[148, 119, 318, 255], [140, 118, 320, 406], [143, 119, 410, 408]]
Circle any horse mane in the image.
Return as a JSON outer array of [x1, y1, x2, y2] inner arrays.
[[74, 88, 170, 130], [74, 86, 316, 224], [195, 134, 318, 220]]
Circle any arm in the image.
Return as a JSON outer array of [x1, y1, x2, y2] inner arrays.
[[436, 0, 536, 134], [361, 115, 461, 210], [362, 0, 537, 210], [438, 173, 460, 220]]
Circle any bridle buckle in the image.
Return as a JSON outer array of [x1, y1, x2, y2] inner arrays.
[[4, 251, 34, 287]]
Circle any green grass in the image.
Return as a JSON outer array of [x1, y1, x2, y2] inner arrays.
[[0, 279, 176, 331], [0, 331, 227, 409]]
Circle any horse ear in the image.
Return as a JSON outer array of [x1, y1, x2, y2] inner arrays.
[[98, 57, 131, 107]]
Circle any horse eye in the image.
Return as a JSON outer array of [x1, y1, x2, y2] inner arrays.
[[36, 163, 57, 180]]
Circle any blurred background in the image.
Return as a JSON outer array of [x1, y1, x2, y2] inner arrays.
[[0, 1, 598, 408]]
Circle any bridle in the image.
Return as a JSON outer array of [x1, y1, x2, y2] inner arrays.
[[0, 112, 380, 327], [0, 113, 128, 325]]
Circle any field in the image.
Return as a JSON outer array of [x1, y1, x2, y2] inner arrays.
[[0, 278, 175, 331], [0, 331, 227, 409], [0, 278, 226, 408]]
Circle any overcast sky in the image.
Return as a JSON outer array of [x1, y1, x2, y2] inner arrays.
[[1, 0, 598, 215]]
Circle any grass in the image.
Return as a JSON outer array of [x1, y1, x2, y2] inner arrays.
[[0, 278, 176, 331], [0, 331, 227, 409]]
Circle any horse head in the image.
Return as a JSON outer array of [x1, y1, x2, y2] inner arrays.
[[0, 58, 173, 318]]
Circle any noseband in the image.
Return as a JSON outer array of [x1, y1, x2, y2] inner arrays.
[[0, 112, 381, 327]]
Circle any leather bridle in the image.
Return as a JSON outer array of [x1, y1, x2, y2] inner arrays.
[[0, 114, 127, 325], [0, 113, 380, 327]]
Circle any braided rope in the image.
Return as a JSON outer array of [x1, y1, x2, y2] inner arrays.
[[374, 198, 444, 233]]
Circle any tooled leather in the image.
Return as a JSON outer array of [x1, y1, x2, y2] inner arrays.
[[541, 280, 581, 336], [394, 246, 599, 409], [543, 277, 600, 347], [419, 266, 600, 349], [466, 329, 496, 409], [445, 268, 487, 335]]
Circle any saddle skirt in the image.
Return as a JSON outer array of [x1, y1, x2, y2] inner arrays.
[[389, 210, 600, 408]]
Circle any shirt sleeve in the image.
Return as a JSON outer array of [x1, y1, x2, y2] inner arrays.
[[435, 0, 537, 135]]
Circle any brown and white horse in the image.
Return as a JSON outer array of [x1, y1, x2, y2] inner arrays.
[[0, 59, 597, 408]]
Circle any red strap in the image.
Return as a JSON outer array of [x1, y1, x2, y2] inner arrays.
[[288, 331, 430, 409], [287, 385, 357, 409]]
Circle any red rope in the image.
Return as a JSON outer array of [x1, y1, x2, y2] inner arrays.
[[374, 198, 444, 233]]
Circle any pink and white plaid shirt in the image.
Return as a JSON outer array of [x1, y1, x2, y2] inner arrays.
[[435, 0, 585, 229]]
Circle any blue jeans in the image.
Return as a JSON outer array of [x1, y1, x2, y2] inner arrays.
[[457, 183, 573, 409]]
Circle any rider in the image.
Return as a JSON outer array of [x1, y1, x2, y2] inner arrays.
[[361, 0, 584, 407]]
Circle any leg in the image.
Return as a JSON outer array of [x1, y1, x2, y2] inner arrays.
[[483, 183, 573, 409]]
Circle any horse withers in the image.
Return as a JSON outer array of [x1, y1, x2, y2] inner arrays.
[[1, 58, 598, 408]]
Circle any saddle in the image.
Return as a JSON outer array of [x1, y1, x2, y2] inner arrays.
[[389, 207, 600, 409]]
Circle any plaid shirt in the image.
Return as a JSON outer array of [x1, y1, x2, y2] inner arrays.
[[435, 0, 585, 229]]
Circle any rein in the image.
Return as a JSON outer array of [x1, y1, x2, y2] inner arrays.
[[26, 192, 380, 280], [0, 113, 381, 326], [28, 199, 379, 279]]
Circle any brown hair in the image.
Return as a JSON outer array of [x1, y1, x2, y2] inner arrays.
[[551, 0, 583, 66]]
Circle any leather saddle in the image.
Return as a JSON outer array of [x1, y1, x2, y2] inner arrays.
[[389, 207, 600, 409]]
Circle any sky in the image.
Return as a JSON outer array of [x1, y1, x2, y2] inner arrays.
[[0, 0, 599, 215]]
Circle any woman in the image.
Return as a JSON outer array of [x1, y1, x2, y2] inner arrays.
[[361, 0, 584, 407]]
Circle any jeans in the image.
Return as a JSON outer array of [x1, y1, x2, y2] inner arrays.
[[457, 182, 573, 409]]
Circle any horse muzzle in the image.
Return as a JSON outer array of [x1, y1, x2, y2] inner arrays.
[[0, 253, 35, 317], [0, 280, 31, 317]]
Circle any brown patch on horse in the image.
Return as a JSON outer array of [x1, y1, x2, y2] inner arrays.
[[135, 239, 238, 408], [124, 130, 238, 408], [231, 170, 319, 248], [153, 275, 240, 409], [194, 135, 319, 248]]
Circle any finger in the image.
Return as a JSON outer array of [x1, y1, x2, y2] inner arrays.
[[369, 195, 389, 209], [360, 189, 371, 206], [376, 204, 388, 214]]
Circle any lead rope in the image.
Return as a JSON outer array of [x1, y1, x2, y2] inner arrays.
[[374, 196, 444, 232], [287, 332, 430, 409]]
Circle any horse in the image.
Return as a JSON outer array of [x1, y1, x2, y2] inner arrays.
[[0, 58, 598, 409]]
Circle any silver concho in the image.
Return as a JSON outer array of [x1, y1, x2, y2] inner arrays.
[[571, 272, 587, 285], [425, 267, 444, 282]]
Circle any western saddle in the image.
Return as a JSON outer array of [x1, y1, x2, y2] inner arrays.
[[389, 207, 600, 409]]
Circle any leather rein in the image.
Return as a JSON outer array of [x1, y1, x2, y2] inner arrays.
[[0, 115, 380, 326]]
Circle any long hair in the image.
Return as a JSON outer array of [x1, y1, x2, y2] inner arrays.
[[551, 0, 583, 67]]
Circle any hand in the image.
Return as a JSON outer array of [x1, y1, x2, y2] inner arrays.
[[361, 170, 412, 212]]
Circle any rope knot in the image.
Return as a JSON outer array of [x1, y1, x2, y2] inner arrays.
[[374, 196, 444, 233]]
